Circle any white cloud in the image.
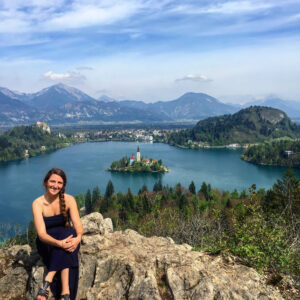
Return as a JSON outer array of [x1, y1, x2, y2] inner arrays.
[[44, 2, 142, 30], [0, 0, 299, 39], [175, 74, 212, 83], [43, 70, 86, 83], [0, 0, 142, 33], [200, 1, 273, 14], [170, 0, 300, 15]]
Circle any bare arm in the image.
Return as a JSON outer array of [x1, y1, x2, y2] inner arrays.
[[65, 195, 83, 251], [32, 199, 72, 248]]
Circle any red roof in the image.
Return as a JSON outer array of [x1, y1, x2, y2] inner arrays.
[[130, 155, 135, 159]]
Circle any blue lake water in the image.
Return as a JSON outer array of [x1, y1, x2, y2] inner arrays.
[[0, 141, 299, 226]]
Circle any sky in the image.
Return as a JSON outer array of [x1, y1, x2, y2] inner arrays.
[[0, 0, 300, 103]]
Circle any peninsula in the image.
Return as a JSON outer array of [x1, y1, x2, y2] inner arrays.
[[107, 146, 169, 173], [241, 139, 300, 168], [0, 122, 70, 162]]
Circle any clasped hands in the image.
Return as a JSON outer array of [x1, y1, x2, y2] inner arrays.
[[60, 235, 80, 252]]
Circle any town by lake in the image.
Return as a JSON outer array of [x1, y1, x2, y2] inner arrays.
[[1, 141, 299, 226]]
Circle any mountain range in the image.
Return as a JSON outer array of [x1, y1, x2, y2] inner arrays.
[[0, 83, 299, 126]]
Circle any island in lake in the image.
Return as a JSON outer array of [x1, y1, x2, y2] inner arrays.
[[107, 146, 169, 173]]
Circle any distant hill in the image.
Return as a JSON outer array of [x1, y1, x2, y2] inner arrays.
[[151, 92, 238, 120], [0, 125, 68, 162], [168, 106, 300, 146], [119, 92, 239, 121], [243, 97, 300, 119]]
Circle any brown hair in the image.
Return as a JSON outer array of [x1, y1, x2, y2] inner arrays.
[[43, 168, 71, 227]]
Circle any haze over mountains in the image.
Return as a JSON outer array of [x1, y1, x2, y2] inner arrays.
[[0, 83, 299, 127], [241, 97, 300, 119]]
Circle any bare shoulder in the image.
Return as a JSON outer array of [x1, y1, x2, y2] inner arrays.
[[32, 196, 43, 208], [32, 196, 43, 214]]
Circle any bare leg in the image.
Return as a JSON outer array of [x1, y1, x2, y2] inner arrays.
[[37, 271, 56, 300], [61, 268, 70, 296]]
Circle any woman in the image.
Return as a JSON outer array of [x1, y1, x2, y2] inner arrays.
[[32, 168, 83, 300]]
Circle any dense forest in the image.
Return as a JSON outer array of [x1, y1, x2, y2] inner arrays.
[[167, 106, 300, 147], [0, 125, 70, 162], [3, 170, 299, 293], [242, 139, 300, 168]]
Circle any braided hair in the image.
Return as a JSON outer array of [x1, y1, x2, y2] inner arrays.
[[43, 168, 71, 227]]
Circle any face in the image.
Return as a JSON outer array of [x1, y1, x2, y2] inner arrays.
[[46, 174, 64, 196]]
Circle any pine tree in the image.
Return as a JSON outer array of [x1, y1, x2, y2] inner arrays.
[[200, 181, 209, 200], [231, 188, 239, 199], [160, 193, 167, 209], [189, 181, 196, 194], [136, 194, 144, 214], [263, 169, 300, 220], [178, 194, 187, 210], [141, 184, 148, 193], [157, 179, 163, 191], [126, 188, 134, 211], [101, 180, 115, 213], [27, 220, 37, 249], [153, 179, 163, 192], [175, 183, 182, 197], [142, 194, 151, 214], [104, 180, 114, 200], [139, 184, 148, 195], [85, 189, 92, 214], [92, 186, 100, 210]]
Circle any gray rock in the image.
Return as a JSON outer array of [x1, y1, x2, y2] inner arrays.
[[0, 213, 284, 300], [0, 245, 33, 300], [81, 212, 113, 235]]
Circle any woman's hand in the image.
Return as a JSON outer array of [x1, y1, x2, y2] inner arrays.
[[63, 236, 80, 252], [60, 235, 73, 251]]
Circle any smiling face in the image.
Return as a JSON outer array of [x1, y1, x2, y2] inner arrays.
[[45, 174, 64, 196]]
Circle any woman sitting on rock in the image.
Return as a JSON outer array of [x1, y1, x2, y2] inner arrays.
[[32, 168, 83, 300]]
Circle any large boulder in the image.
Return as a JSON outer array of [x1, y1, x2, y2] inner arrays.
[[0, 213, 285, 300], [0, 244, 39, 300]]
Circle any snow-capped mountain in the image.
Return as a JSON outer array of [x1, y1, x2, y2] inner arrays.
[[2, 83, 298, 126], [26, 83, 95, 110]]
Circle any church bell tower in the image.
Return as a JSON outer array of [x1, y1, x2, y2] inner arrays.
[[137, 146, 141, 162]]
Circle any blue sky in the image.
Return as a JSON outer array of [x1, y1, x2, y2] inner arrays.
[[0, 0, 300, 103]]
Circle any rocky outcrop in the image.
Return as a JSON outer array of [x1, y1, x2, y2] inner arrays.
[[0, 212, 284, 300]]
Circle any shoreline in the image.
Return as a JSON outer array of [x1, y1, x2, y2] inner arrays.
[[241, 155, 299, 169], [107, 169, 168, 173]]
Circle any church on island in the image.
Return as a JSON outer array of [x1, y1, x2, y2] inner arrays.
[[108, 146, 168, 173], [130, 146, 141, 164]]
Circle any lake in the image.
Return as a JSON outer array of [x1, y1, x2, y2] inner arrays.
[[1, 141, 299, 226]]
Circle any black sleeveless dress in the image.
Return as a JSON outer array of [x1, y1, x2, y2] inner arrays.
[[36, 214, 80, 300]]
